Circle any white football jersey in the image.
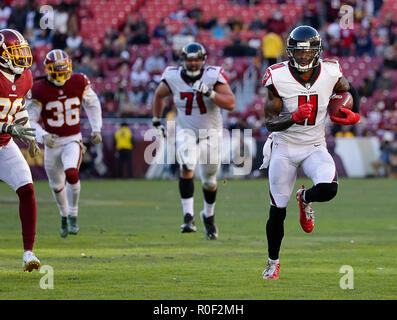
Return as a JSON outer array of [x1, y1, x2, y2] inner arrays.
[[263, 59, 343, 145], [161, 65, 228, 135]]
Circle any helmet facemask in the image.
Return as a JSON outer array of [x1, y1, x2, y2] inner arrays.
[[45, 59, 72, 86], [1, 42, 32, 74], [287, 40, 322, 73], [181, 42, 207, 79], [182, 57, 205, 78]]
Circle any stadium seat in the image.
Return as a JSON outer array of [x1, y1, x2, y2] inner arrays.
[[24, 0, 393, 132]]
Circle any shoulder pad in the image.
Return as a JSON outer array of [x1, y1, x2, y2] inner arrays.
[[161, 66, 180, 79], [72, 73, 90, 85], [268, 62, 287, 71], [321, 59, 342, 77], [322, 58, 339, 64]]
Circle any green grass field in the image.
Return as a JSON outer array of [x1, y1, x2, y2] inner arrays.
[[0, 178, 396, 300]]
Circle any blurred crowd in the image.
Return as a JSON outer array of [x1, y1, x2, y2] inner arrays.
[[1, 0, 395, 147]]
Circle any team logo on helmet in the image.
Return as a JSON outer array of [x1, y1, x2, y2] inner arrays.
[[0, 29, 32, 74], [44, 49, 73, 86]]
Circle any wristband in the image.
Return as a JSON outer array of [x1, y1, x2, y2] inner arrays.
[[208, 90, 216, 100], [152, 116, 161, 127]]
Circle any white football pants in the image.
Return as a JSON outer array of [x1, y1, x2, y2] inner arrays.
[[0, 139, 33, 191], [268, 139, 336, 208]]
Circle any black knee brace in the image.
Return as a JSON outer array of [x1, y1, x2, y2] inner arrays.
[[304, 182, 338, 203]]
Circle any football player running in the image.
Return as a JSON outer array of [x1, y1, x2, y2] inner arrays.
[[152, 42, 235, 240], [0, 29, 41, 271], [261, 26, 360, 279], [27, 49, 102, 238]]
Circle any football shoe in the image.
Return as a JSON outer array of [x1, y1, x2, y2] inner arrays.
[[296, 185, 315, 233], [60, 216, 68, 238], [181, 213, 197, 233], [22, 250, 40, 272], [262, 260, 280, 279], [200, 211, 218, 240], [67, 216, 79, 235]]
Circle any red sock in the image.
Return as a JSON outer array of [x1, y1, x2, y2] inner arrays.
[[16, 183, 37, 251], [65, 168, 79, 184]]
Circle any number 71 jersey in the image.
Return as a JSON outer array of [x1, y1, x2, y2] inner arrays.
[[161, 65, 228, 133], [30, 73, 90, 137], [263, 59, 343, 145]]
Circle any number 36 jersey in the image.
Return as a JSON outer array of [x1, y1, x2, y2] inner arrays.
[[161, 66, 228, 134], [28, 73, 102, 144], [263, 59, 343, 145]]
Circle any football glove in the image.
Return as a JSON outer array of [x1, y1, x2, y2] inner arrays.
[[152, 117, 166, 137], [28, 139, 40, 158], [330, 108, 360, 125], [292, 102, 313, 123], [43, 133, 58, 148], [2, 123, 36, 143], [91, 131, 102, 144], [192, 81, 216, 99]]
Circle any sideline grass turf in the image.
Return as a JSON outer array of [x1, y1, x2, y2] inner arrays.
[[0, 178, 396, 300]]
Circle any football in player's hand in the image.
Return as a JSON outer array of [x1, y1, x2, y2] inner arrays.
[[327, 92, 353, 118]]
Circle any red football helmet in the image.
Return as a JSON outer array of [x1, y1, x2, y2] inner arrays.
[[0, 28, 33, 74], [44, 49, 73, 86]]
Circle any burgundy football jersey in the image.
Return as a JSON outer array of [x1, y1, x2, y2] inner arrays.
[[0, 69, 33, 146], [31, 73, 90, 137]]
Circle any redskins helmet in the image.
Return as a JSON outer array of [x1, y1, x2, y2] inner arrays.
[[44, 49, 72, 86], [180, 42, 207, 79], [0, 29, 32, 74], [286, 25, 322, 73]]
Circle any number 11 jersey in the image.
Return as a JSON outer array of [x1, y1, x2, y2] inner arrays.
[[263, 59, 343, 145]]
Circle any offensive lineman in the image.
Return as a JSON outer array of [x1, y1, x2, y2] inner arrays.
[[152, 42, 235, 240], [261, 26, 360, 279], [27, 49, 103, 238], [0, 29, 41, 271]]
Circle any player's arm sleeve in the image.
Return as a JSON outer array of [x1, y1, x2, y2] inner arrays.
[[262, 68, 281, 98], [82, 86, 103, 133], [160, 67, 173, 94], [262, 68, 294, 132], [12, 92, 38, 141], [26, 99, 49, 144]]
